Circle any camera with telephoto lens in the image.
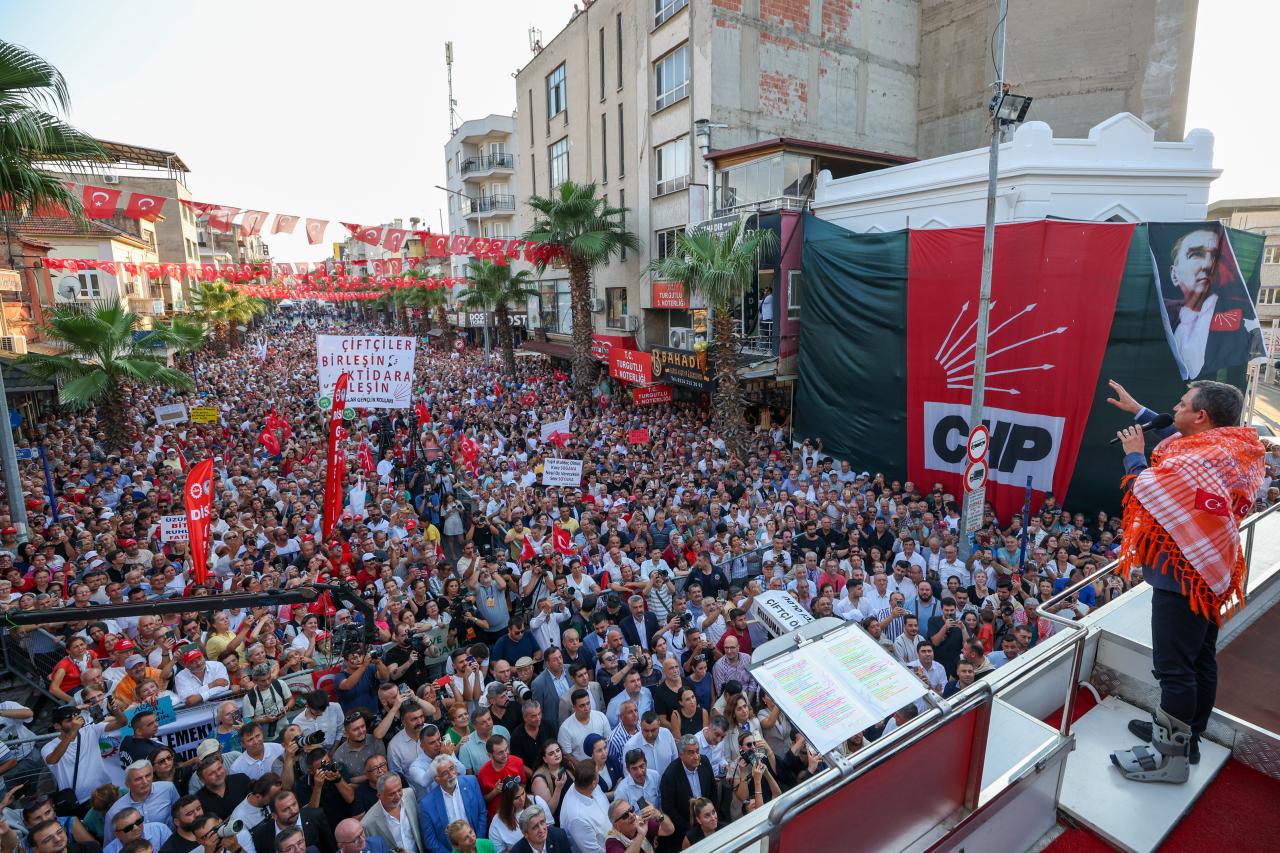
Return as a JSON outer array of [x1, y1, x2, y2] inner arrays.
[[293, 730, 326, 750], [216, 819, 244, 839], [508, 680, 533, 703], [408, 633, 428, 655]]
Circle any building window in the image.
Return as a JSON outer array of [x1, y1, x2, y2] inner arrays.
[[540, 280, 572, 334], [1260, 288, 1280, 305], [618, 104, 625, 178], [77, 272, 101, 299], [601, 114, 608, 182], [528, 89, 534, 144], [616, 13, 623, 90], [446, 160, 453, 178], [1265, 245, 1280, 265], [546, 64, 567, 119], [548, 138, 570, 189], [618, 189, 627, 261], [606, 287, 629, 329], [599, 27, 606, 100], [654, 45, 689, 111], [655, 135, 690, 195], [655, 227, 683, 261], [787, 270, 802, 318], [655, 0, 688, 28], [488, 141, 507, 158]]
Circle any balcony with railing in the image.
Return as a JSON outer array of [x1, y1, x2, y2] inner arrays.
[[461, 153, 514, 177], [467, 194, 516, 215]]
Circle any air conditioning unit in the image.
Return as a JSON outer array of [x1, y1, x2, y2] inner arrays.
[[669, 326, 694, 349], [101, 174, 121, 185], [624, 315, 640, 332], [589, 298, 605, 313], [0, 335, 28, 355]]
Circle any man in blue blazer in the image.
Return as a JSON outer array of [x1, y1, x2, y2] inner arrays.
[[335, 818, 392, 853], [417, 754, 487, 853]]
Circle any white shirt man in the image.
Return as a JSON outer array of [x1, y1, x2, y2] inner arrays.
[[936, 549, 969, 588], [557, 697, 610, 761], [230, 737, 285, 780], [833, 583, 865, 622], [561, 781, 611, 853], [174, 658, 231, 704]]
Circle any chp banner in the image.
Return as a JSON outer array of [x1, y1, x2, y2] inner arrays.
[[317, 335, 417, 408], [796, 216, 1265, 518], [183, 460, 214, 584], [322, 372, 351, 539]]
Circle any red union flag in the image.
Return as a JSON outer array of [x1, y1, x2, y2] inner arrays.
[[124, 192, 165, 220], [184, 459, 215, 584], [322, 373, 351, 539], [272, 214, 299, 234], [905, 221, 1135, 519], [82, 185, 121, 218]]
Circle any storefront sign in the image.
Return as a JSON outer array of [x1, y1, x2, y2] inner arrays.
[[631, 384, 673, 406], [608, 348, 653, 384], [650, 345, 712, 390], [651, 281, 688, 309], [592, 333, 635, 363]]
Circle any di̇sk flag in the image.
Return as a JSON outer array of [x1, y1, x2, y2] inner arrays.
[[183, 459, 215, 584], [322, 372, 351, 539]]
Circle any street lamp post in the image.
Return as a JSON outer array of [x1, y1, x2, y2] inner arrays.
[[957, 0, 1009, 558]]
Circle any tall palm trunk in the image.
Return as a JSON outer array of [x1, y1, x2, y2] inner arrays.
[[568, 257, 597, 403], [712, 302, 746, 459], [496, 304, 517, 378], [102, 381, 130, 451]]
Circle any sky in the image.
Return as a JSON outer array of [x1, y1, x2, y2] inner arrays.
[[2, 0, 1275, 262]]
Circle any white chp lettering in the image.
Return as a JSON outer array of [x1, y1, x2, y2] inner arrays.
[[924, 401, 1064, 492]]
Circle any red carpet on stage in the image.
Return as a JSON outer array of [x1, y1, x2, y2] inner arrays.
[[1044, 759, 1280, 852]]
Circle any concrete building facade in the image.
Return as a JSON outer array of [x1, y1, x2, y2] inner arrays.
[[444, 115, 519, 282], [1208, 197, 1280, 364]]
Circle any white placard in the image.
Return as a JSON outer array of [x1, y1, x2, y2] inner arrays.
[[316, 335, 417, 408], [750, 590, 815, 638], [751, 625, 930, 755], [154, 403, 188, 425], [964, 485, 985, 530], [540, 418, 571, 442], [160, 514, 189, 542], [542, 458, 584, 488]]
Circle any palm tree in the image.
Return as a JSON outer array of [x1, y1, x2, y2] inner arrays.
[[1, 40, 107, 274], [222, 289, 266, 349], [457, 260, 540, 377], [188, 280, 233, 353], [524, 182, 639, 402], [151, 316, 207, 361], [647, 219, 778, 458], [18, 300, 194, 449], [405, 279, 450, 337]]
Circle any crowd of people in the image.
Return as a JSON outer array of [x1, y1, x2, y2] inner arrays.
[[1, 306, 1278, 853]]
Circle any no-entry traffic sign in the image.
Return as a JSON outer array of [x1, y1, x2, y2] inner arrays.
[[964, 459, 988, 492], [967, 425, 990, 462]]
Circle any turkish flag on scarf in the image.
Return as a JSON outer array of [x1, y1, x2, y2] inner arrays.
[[123, 192, 165, 219], [552, 524, 577, 556], [82, 185, 121, 218], [184, 460, 215, 585], [240, 210, 268, 237], [322, 373, 351, 539], [305, 219, 329, 245]]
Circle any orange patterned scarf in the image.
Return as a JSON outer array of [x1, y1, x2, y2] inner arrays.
[[1118, 426, 1265, 624]]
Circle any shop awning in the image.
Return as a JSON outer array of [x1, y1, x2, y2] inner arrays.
[[519, 340, 574, 360]]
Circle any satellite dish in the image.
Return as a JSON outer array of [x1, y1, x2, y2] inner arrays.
[[57, 276, 80, 302]]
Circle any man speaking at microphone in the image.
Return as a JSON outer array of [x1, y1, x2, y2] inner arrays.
[[1105, 379, 1264, 783]]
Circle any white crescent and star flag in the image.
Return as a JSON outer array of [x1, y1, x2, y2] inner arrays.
[[82, 185, 121, 218], [305, 219, 329, 245]]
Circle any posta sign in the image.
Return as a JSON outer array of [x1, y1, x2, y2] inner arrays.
[[608, 348, 653, 384]]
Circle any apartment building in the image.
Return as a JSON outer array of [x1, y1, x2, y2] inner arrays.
[[49, 140, 201, 309], [1208, 197, 1280, 378]]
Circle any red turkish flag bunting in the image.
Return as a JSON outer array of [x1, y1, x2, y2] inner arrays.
[[182, 200, 215, 219], [97, 261, 117, 276], [382, 228, 408, 253], [372, 259, 387, 276], [201, 264, 217, 279], [207, 206, 240, 233], [240, 210, 268, 237], [389, 258, 403, 275], [272, 214, 299, 234], [449, 235, 472, 255], [357, 226, 384, 247], [82, 185, 121, 218], [305, 219, 328, 245]]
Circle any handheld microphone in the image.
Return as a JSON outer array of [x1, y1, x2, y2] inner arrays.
[[1109, 413, 1173, 444]]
